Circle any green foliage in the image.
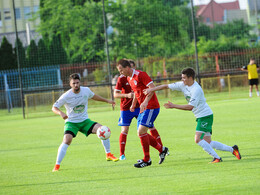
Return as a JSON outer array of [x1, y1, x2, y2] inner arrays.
[[14, 38, 27, 68], [0, 37, 16, 70], [38, 0, 105, 63], [27, 40, 39, 67], [93, 68, 106, 83]]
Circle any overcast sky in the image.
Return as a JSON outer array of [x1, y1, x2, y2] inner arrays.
[[193, 0, 247, 10]]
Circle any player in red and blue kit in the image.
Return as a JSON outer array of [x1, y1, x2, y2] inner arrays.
[[117, 59, 169, 168], [114, 64, 140, 160]]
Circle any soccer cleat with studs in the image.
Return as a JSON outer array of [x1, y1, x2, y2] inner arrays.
[[159, 147, 169, 164], [52, 164, 60, 172], [210, 157, 222, 163], [232, 145, 241, 160], [106, 153, 119, 162], [134, 159, 152, 168]]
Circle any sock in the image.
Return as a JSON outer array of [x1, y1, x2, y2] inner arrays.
[[148, 134, 162, 153], [101, 139, 111, 154], [56, 143, 69, 165], [257, 91, 259, 96], [249, 92, 252, 97], [139, 133, 150, 162], [119, 132, 127, 156], [210, 141, 233, 152], [197, 140, 220, 159], [149, 128, 163, 147]]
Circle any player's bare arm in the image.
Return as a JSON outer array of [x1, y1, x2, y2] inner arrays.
[[52, 106, 68, 120], [114, 90, 134, 99], [92, 94, 116, 107], [140, 83, 156, 113], [130, 95, 138, 112], [164, 101, 193, 111], [143, 84, 169, 95]]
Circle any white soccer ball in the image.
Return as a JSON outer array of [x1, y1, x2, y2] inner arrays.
[[97, 126, 111, 140]]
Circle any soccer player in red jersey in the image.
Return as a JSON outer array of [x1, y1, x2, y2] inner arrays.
[[114, 60, 140, 160], [117, 59, 169, 168]]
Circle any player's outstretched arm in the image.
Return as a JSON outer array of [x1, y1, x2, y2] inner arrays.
[[52, 106, 68, 120], [164, 101, 193, 111], [143, 84, 169, 95], [92, 94, 116, 107]]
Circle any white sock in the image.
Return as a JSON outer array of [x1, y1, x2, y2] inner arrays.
[[198, 139, 220, 159], [210, 141, 233, 152], [257, 91, 259, 96], [56, 143, 69, 165], [101, 139, 111, 154], [249, 92, 252, 97]]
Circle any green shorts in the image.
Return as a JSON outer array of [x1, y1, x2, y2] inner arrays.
[[196, 114, 213, 134], [64, 119, 97, 137]]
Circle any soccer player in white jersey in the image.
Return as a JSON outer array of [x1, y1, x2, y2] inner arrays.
[[52, 73, 118, 172], [144, 67, 241, 163]]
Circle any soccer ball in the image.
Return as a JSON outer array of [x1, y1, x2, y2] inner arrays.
[[97, 126, 111, 140]]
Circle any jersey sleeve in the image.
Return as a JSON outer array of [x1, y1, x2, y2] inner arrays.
[[114, 77, 122, 92], [53, 93, 66, 108], [86, 87, 95, 99], [168, 82, 183, 92], [140, 72, 153, 87]]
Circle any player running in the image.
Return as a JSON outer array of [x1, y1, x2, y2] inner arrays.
[[144, 67, 241, 163]]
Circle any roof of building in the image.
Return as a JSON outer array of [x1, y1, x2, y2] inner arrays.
[[197, 0, 240, 17]]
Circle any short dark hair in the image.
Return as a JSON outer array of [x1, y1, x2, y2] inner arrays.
[[117, 59, 131, 68], [69, 73, 80, 81], [128, 59, 136, 67], [181, 68, 195, 79], [250, 57, 255, 61]]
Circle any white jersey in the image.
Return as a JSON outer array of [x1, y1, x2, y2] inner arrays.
[[168, 81, 213, 118], [53, 87, 95, 123]]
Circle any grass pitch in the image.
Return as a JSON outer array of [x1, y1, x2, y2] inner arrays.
[[0, 91, 260, 194]]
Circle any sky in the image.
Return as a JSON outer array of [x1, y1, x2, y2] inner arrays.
[[193, 0, 247, 10]]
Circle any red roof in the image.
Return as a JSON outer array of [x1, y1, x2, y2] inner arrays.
[[196, 0, 240, 23]]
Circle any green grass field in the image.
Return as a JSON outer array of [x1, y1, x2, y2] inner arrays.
[[0, 90, 260, 194]]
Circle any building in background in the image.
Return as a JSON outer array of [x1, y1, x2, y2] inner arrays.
[[196, 0, 241, 26], [246, 0, 260, 38], [0, 0, 40, 46]]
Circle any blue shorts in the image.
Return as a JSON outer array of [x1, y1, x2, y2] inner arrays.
[[118, 108, 140, 126], [137, 108, 160, 128]]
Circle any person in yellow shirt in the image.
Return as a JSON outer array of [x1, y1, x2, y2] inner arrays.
[[241, 58, 259, 97]]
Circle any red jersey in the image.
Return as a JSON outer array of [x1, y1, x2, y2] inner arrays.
[[115, 75, 139, 111], [127, 69, 160, 109]]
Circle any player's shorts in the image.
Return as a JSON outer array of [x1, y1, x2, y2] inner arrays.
[[249, 79, 259, 85], [137, 108, 160, 128], [196, 114, 213, 134], [64, 119, 97, 137], [118, 108, 140, 126]]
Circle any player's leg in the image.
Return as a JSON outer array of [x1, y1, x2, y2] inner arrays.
[[149, 127, 163, 147], [118, 109, 138, 160], [195, 115, 221, 163], [91, 123, 119, 162], [255, 80, 259, 96], [52, 133, 73, 172], [249, 83, 253, 97], [52, 122, 78, 172], [196, 132, 222, 163], [119, 126, 129, 160]]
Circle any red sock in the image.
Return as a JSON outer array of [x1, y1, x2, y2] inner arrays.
[[139, 133, 150, 162], [119, 133, 127, 156], [150, 128, 163, 147], [148, 134, 162, 153]]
